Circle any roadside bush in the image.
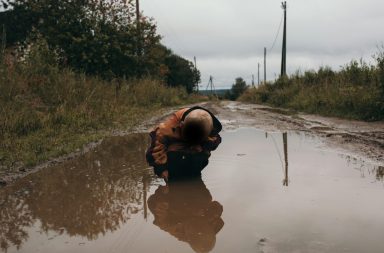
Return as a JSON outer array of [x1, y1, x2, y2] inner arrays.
[[240, 51, 384, 121], [0, 40, 196, 168]]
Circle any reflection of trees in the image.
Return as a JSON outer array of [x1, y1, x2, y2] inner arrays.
[[0, 190, 33, 252], [148, 178, 224, 253], [0, 133, 154, 252]]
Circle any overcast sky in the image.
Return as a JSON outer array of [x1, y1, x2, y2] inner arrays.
[[141, 0, 384, 89]]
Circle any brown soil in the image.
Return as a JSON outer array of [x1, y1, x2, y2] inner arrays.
[[211, 101, 384, 165], [1, 101, 383, 187]]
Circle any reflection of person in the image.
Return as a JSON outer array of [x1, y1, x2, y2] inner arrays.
[[147, 178, 224, 253], [146, 106, 222, 181]]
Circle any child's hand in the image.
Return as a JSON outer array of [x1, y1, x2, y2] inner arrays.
[[190, 145, 203, 153], [161, 170, 169, 182]]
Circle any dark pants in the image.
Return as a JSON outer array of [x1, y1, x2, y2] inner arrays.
[[166, 151, 210, 179]]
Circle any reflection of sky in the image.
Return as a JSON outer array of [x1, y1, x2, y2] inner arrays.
[[141, 0, 384, 88], [205, 129, 384, 253], [1, 129, 384, 253]]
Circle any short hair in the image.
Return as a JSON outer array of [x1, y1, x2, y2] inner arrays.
[[183, 109, 213, 144]]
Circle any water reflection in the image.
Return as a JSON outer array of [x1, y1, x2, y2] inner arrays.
[[148, 178, 224, 253], [344, 155, 384, 182], [265, 132, 289, 186], [1, 129, 383, 253], [283, 132, 289, 186], [0, 134, 153, 252], [376, 166, 384, 181]]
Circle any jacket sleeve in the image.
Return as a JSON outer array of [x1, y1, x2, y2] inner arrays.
[[202, 134, 222, 152], [146, 112, 181, 174]]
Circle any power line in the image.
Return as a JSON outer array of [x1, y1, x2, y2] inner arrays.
[[268, 13, 284, 52]]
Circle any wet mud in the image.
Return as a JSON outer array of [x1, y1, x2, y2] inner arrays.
[[214, 101, 384, 164], [1, 128, 384, 253]]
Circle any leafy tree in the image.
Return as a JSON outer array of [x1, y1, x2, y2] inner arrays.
[[0, 0, 201, 91], [0, 0, 160, 78], [164, 53, 200, 94], [229, 77, 248, 100]]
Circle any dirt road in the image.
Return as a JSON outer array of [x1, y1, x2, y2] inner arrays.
[[1, 101, 383, 186], [1, 101, 384, 253], [205, 101, 384, 165]]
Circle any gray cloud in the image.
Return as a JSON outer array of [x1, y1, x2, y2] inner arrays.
[[142, 0, 384, 88]]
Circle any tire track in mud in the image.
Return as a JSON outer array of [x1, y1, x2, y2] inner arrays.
[[211, 101, 384, 165]]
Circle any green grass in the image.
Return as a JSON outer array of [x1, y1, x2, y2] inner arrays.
[[0, 41, 204, 172], [240, 52, 384, 121]]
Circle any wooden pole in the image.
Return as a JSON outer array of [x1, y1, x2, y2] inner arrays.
[[136, 0, 141, 56], [1, 25, 5, 64], [136, 0, 140, 29], [281, 1, 287, 77], [264, 47, 267, 84], [283, 132, 289, 186], [194, 56, 199, 92]]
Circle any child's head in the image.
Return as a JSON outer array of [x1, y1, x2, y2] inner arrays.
[[182, 109, 213, 144]]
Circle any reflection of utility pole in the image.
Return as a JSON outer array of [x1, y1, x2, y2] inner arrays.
[[264, 47, 267, 84], [283, 132, 289, 186], [281, 1, 287, 77], [143, 176, 148, 220]]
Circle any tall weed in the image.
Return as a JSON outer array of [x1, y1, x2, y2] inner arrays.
[[240, 51, 384, 121], [0, 39, 196, 168]]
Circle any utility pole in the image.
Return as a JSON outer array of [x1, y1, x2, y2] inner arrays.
[[135, 0, 141, 57], [206, 76, 216, 97], [264, 47, 267, 84], [252, 74, 255, 87], [210, 76, 213, 95], [281, 1, 287, 77], [1, 25, 6, 64], [258, 63, 260, 86], [135, 0, 140, 30], [194, 56, 199, 92]]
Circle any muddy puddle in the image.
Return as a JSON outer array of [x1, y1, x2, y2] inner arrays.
[[1, 128, 384, 253]]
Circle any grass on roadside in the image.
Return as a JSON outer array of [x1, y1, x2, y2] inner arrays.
[[240, 49, 384, 121], [0, 40, 204, 172]]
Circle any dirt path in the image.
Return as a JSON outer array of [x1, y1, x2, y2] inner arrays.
[[1, 101, 383, 187], [208, 101, 384, 165]]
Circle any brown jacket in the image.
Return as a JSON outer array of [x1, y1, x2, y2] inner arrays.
[[146, 106, 222, 175]]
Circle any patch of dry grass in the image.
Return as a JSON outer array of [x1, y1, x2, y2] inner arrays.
[[0, 41, 202, 171]]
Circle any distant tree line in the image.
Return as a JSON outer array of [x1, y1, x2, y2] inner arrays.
[[224, 77, 248, 100], [0, 0, 200, 93]]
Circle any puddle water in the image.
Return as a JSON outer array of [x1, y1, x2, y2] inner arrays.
[[1, 128, 383, 253]]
